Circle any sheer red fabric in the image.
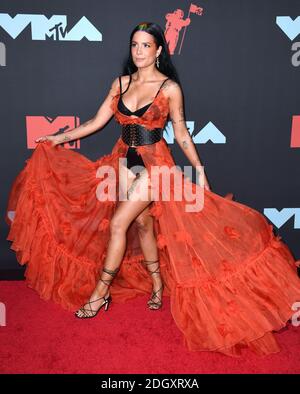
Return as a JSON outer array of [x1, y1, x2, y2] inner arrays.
[[5, 86, 300, 358]]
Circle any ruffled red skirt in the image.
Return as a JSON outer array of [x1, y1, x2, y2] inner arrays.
[[5, 137, 300, 357]]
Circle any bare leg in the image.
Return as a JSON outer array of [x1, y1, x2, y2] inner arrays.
[[134, 205, 163, 309], [125, 167, 164, 308], [75, 166, 160, 317]]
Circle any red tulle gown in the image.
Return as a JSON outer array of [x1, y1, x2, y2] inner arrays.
[[5, 84, 300, 358]]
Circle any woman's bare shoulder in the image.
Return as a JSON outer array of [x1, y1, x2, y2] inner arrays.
[[109, 74, 130, 95], [119, 74, 131, 92]]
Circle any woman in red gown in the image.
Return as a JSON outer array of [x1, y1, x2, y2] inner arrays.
[[6, 22, 300, 357]]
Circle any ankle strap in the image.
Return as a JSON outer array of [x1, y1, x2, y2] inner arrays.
[[100, 266, 120, 287], [143, 260, 159, 265], [142, 260, 160, 276], [103, 267, 120, 277]]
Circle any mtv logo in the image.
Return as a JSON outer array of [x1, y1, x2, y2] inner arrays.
[[291, 115, 300, 148], [0, 14, 102, 41], [276, 16, 300, 41], [163, 121, 226, 144], [264, 208, 300, 229], [26, 116, 80, 149]]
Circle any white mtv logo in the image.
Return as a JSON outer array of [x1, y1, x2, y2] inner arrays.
[[0, 14, 102, 41], [264, 208, 300, 229], [163, 121, 226, 144], [276, 16, 300, 41]]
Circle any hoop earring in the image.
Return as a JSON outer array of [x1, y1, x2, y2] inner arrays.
[[156, 56, 160, 68]]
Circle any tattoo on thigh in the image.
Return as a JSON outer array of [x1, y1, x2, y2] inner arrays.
[[127, 174, 141, 199], [126, 169, 147, 199]]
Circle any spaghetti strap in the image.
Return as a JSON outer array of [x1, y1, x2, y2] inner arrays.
[[119, 74, 132, 95], [154, 78, 169, 98]]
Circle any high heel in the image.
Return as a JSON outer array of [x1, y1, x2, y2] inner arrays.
[[75, 266, 120, 319], [142, 260, 164, 310]]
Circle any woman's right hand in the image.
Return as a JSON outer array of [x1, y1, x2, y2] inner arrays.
[[35, 135, 60, 146]]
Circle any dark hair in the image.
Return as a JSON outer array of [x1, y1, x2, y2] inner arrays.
[[121, 22, 181, 86]]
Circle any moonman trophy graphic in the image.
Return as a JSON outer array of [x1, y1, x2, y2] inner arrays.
[[164, 3, 203, 55]]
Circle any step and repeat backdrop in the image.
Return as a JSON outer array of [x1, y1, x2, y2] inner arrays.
[[1, 0, 299, 276]]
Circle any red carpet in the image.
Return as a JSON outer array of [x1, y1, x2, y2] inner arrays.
[[0, 281, 299, 374]]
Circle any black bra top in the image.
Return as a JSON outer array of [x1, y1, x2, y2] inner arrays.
[[117, 74, 169, 117]]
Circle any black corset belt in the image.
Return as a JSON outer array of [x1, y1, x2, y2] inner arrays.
[[121, 124, 163, 146]]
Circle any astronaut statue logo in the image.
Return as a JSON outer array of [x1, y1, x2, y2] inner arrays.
[[164, 3, 204, 55]]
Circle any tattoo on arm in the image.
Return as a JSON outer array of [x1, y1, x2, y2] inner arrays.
[[171, 106, 185, 125], [181, 131, 193, 149], [61, 135, 71, 142], [182, 140, 189, 149], [59, 120, 91, 143], [171, 117, 185, 124]]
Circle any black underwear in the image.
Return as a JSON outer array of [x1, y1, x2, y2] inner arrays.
[[125, 146, 146, 176]]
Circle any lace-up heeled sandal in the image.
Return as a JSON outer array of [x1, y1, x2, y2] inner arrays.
[[142, 260, 164, 310], [75, 266, 120, 319]]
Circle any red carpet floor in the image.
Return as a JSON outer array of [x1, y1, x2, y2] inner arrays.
[[0, 281, 299, 374]]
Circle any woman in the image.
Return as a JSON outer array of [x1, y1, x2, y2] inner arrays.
[[6, 22, 300, 357]]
